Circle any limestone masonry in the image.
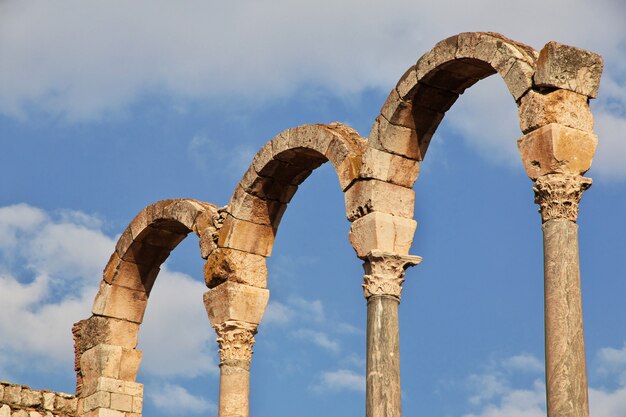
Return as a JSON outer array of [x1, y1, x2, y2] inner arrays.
[[1, 32, 604, 417]]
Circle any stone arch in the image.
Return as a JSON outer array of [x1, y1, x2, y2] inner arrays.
[[368, 32, 537, 171], [72, 198, 218, 416], [204, 122, 366, 290]]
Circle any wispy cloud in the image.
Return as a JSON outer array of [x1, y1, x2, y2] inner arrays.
[[293, 329, 340, 353], [188, 135, 255, 176], [147, 383, 216, 415], [312, 369, 365, 393]]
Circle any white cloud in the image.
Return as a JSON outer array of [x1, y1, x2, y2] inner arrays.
[[0, 203, 216, 384], [501, 354, 544, 374], [188, 135, 256, 176], [312, 369, 365, 393], [138, 269, 219, 378], [262, 301, 293, 326], [147, 383, 216, 415], [463, 347, 626, 417], [293, 329, 340, 353]]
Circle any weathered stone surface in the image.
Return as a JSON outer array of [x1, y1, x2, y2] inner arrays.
[[92, 282, 148, 324], [103, 254, 160, 295], [380, 89, 415, 130], [118, 349, 142, 382], [518, 123, 597, 179], [20, 389, 41, 407], [84, 391, 110, 412], [518, 89, 593, 133], [3, 385, 21, 404], [217, 214, 275, 256], [228, 184, 286, 227], [42, 393, 54, 411], [80, 344, 123, 381], [344, 179, 415, 222], [110, 393, 133, 412], [204, 248, 267, 289], [82, 377, 143, 398], [81, 408, 124, 417], [366, 295, 401, 417], [415, 35, 458, 80], [503, 59, 534, 100], [349, 212, 417, 258], [395, 65, 418, 99], [535, 41, 603, 98], [219, 363, 251, 417], [203, 282, 269, 326], [360, 147, 420, 188], [132, 396, 143, 413], [543, 219, 589, 417], [0, 405, 9, 417], [369, 115, 421, 161], [12, 410, 28, 417]]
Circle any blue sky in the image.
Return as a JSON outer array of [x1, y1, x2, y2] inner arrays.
[[1, 1, 626, 416]]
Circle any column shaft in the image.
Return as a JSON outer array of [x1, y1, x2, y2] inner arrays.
[[219, 361, 250, 417], [543, 219, 589, 417], [366, 295, 401, 417]]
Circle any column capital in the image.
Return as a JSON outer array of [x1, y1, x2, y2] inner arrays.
[[362, 250, 422, 301], [533, 173, 592, 223], [213, 320, 257, 368]]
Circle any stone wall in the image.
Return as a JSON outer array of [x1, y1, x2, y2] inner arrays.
[[0, 382, 77, 417]]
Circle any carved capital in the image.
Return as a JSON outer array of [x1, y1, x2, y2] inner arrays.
[[362, 250, 422, 301], [213, 320, 257, 367], [533, 174, 592, 223]]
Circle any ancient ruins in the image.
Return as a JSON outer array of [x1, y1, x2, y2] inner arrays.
[[0, 32, 604, 417]]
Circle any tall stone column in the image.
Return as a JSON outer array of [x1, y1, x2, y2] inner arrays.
[[534, 173, 591, 417], [203, 281, 269, 417], [362, 250, 421, 417], [214, 321, 257, 417]]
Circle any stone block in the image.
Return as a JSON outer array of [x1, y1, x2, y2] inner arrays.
[[518, 89, 593, 134], [104, 255, 160, 295], [228, 184, 286, 227], [204, 248, 268, 289], [335, 153, 361, 191], [78, 316, 140, 352], [80, 344, 123, 381], [217, 214, 275, 256], [369, 115, 422, 161], [82, 377, 143, 398], [349, 212, 417, 258], [518, 123, 597, 180], [161, 199, 203, 231], [380, 89, 415, 130], [3, 385, 20, 404], [110, 393, 132, 412], [132, 395, 143, 413], [251, 141, 274, 175], [28, 412, 42, 417], [53, 395, 77, 414], [92, 282, 148, 323], [12, 410, 28, 417], [396, 65, 418, 99], [415, 35, 458, 81], [203, 281, 269, 326], [118, 348, 142, 382], [20, 389, 41, 407], [359, 147, 420, 188], [120, 240, 170, 268], [344, 179, 415, 222], [503, 59, 534, 100], [534, 41, 603, 98], [81, 409, 125, 417], [42, 392, 55, 411], [0, 405, 9, 417], [84, 391, 111, 412]]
